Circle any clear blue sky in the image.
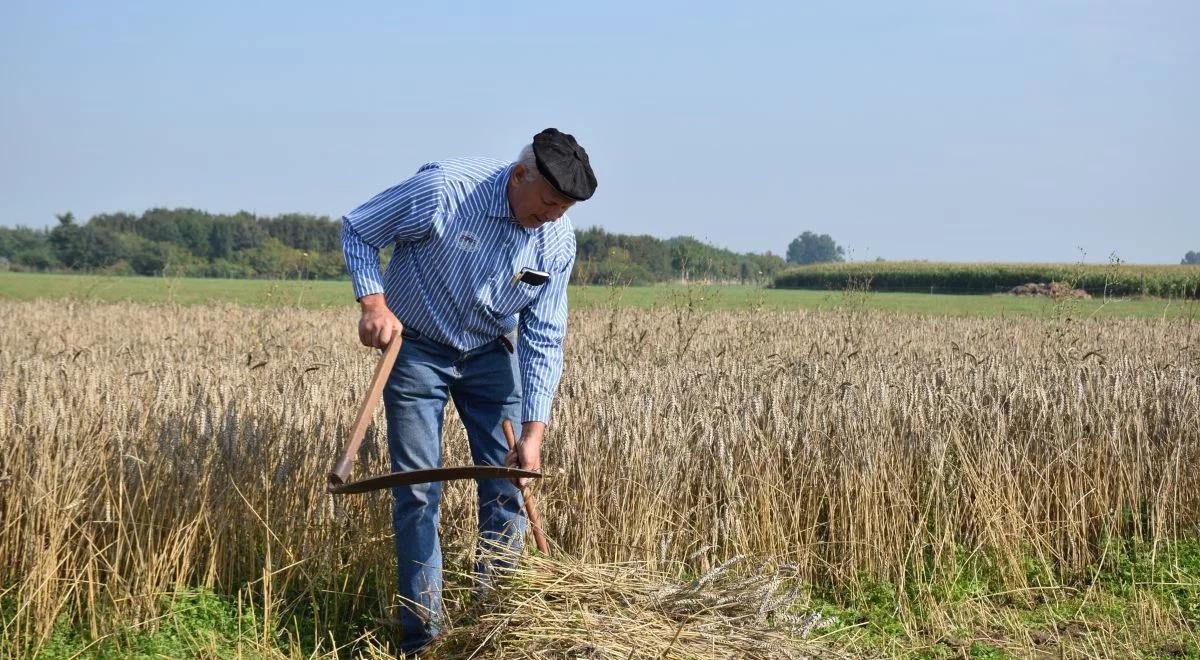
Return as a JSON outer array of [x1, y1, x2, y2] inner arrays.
[[2, 1, 1196, 263]]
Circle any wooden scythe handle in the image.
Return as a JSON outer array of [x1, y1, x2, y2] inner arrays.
[[503, 419, 550, 555], [328, 335, 403, 489]]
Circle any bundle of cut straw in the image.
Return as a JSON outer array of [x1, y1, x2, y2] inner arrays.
[[429, 550, 844, 659]]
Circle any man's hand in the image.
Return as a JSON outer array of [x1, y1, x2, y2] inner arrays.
[[505, 421, 545, 488], [358, 294, 402, 348]]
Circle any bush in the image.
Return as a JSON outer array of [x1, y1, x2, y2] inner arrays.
[[774, 262, 1200, 298], [10, 246, 60, 271]]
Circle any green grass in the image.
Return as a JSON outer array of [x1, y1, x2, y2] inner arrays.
[[2, 586, 389, 659], [6, 587, 263, 659], [1, 271, 1197, 319], [794, 539, 1200, 658], [11, 540, 1197, 658], [0, 271, 349, 308]]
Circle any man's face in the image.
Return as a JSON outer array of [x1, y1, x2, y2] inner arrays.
[[508, 165, 575, 230]]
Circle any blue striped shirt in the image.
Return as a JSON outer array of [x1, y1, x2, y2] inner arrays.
[[340, 157, 576, 424]]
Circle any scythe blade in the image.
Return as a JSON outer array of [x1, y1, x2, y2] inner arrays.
[[327, 465, 541, 495]]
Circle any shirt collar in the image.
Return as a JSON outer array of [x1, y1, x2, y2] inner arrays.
[[488, 163, 517, 221]]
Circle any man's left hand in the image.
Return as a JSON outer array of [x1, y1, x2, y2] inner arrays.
[[505, 421, 544, 488]]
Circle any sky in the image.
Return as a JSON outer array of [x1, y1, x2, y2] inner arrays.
[[1, 1, 1197, 263]]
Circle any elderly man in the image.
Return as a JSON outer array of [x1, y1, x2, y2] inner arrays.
[[339, 128, 596, 652]]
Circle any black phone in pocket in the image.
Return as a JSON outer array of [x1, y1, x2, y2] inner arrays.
[[511, 267, 550, 287]]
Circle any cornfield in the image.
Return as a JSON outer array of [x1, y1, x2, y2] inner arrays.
[[2, 298, 1198, 657], [774, 261, 1200, 298]]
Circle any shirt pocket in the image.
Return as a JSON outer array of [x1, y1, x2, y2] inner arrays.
[[489, 277, 543, 318]]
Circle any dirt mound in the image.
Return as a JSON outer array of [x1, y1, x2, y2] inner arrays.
[[1009, 282, 1092, 299]]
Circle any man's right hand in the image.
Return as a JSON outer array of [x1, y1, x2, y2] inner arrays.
[[358, 294, 403, 348]]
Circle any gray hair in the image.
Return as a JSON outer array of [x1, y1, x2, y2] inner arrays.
[[516, 144, 540, 182]]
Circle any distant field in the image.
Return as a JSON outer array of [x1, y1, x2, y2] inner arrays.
[[1, 271, 1196, 318], [775, 260, 1200, 298]]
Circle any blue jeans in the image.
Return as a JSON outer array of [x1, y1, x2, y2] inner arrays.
[[383, 326, 526, 652]]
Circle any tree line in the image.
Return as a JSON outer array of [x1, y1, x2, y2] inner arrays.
[[0, 210, 346, 279], [0, 209, 790, 285], [573, 227, 786, 285]]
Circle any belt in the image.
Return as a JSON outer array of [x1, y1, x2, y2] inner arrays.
[[401, 325, 514, 355]]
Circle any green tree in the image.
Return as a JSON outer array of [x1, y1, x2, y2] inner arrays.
[[90, 212, 139, 233], [49, 212, 135, 269], [669, 239, 695, 282], [49, 212, 83, 266], [209, 221, 234, 260], [124, 235, 172, 275], [228, 213, 266, 250], [1183, 251, 1200, 265], [786, 231, 845, 265], [12, 244, 59, 270], [136, 209, 183, 245], [0, 226, 59, 270]]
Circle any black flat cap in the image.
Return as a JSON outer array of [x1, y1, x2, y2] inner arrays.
[[532, 128, 597, 201]]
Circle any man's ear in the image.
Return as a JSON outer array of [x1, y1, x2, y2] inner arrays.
[[511, 164, 527, 185]]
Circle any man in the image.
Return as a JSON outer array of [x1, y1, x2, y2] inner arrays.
[[339, 128, 597, 652]]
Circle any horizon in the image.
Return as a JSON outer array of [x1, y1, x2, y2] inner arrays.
[[2, 2, 1196, 264], [5, 206, 1198, 267]]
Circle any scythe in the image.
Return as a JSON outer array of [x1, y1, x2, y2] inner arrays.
[[326, 336, 542, 494]]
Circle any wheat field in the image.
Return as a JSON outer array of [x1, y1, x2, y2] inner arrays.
[[2, 298, 1198, 657]]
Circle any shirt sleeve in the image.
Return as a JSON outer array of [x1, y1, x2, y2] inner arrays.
[[517, 231, 576, 424], [340, 167, 446, 300]]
